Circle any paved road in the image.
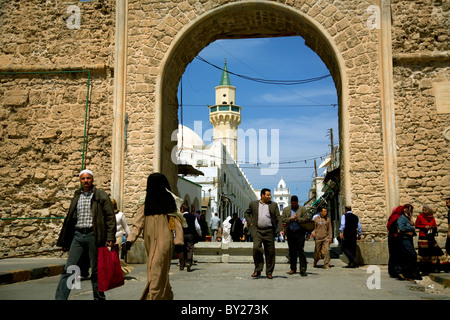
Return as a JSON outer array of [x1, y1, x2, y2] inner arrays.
[[1, 256, 449, 301]]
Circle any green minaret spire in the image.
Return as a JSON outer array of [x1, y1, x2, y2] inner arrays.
[[219, 59, 231, 86]]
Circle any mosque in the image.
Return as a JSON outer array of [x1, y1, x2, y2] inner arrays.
[[174, 61, 258, 223]]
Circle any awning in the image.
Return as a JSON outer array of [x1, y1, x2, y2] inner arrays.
[[201, 197, 210, 208], [318, 156, 330, 169], [177, 164, 204, 176], [323, 167, 340, 183]]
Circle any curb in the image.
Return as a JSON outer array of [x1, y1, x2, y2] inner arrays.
[[0, 264, 65, 285], [428, 273, 450, 288]]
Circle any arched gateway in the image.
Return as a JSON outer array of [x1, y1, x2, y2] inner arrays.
[[0, 1, 448, 262]]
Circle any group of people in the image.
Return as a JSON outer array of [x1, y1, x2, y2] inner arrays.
[[387, 200, 450, 281], [243, 189, 363, 279], [55, 169, 449, 300]]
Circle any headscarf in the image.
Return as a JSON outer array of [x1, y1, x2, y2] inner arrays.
[[144, 173, 177, 216], [387, 205, 403, 231], [419, 204, 435, 222], [79, 169, 94, 177], [422, 204, 434, 214], [402, 204, 414, 217]]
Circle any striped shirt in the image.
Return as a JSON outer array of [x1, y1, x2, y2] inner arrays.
[[75, 190, 94, 229]]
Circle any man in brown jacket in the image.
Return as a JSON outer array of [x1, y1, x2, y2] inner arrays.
[[244, 188, 282, 279], [313, 207, 333, 269]]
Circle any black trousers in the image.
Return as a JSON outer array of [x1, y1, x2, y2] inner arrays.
[[287, 230, 307, 272], [180, 233, 196, 267], [388, 235, 401, 277], [342, 234, 357, 264], [398, 236, 421, 279], [252, 228, 276, 275]]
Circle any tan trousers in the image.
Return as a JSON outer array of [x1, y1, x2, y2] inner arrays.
[[140, 214, 174, 300], [314, 238, 330, 267]]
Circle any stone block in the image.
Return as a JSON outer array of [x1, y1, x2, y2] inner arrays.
[[2, 90, 29, 108], [126, 241, 147, 264], [357, 242, 389, 265]]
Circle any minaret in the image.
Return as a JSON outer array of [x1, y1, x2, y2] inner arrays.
[[208, 59, 241, 162]]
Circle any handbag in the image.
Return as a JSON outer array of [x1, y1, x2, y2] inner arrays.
[[173, 216, 184, 246], [97, 244, 124, 292], [300, 220, 315, 232]]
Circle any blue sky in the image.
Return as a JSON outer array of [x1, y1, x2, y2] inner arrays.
[[177, 36, 339, 204]]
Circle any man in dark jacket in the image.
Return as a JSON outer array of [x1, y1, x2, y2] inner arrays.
[[244, 188, 282, 279], [281, 195, 309, 276], [230, 212, 244, 242], [180, 205, 201, 271], [339, 205, 362, 268], [55, 169, 116, 300]]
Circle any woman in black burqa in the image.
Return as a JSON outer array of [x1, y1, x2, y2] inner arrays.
[[127, 173, 178, 300]]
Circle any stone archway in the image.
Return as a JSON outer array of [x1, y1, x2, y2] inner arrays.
[[121, 0, 399, 250], [1, 0, 447, 260], [155, 1, 352, 206]]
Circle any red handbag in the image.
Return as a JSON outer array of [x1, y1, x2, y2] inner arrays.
[[97, 244, 124, 292]]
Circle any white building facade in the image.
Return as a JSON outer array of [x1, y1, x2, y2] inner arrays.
[[174, 61, 257, 224], [272, 178, 291, 212]]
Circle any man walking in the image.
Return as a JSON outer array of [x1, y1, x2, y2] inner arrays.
[[55, 169, 116, 300], [282, 195, 309, 276], [210, 213, 221, 242], [313, 207, 332, 269], [340, 205, 362, 268], [230, 212, 244, 242], [181, 205, 202, 271], [244, 188, 282, 279]]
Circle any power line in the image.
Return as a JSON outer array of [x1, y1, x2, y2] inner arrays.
[[175, 145, 330, 165], [174, 103, 337, 108], [211, 41, 332, 107], [195, 56, 332, 85]]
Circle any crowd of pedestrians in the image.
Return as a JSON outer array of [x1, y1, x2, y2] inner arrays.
[[54, 169, 449, 300], [387, 199, 450, 281]]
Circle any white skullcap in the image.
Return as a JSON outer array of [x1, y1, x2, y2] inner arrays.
[[79, 169, 94, 177]]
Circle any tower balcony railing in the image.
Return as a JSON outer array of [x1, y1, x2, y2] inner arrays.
[[209, 105, 241, 113]]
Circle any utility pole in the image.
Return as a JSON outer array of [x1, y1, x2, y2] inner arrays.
[[314, 159, 318, 177], [328, 128, 334, 170]]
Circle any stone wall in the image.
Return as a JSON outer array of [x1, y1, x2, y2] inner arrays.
[[0, 0, 115, 256], [0, 0, 448, 258], [391, 0, 450, 244], [123, 0, 388, 241]]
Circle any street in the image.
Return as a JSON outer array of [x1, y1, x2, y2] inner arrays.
[[1, 256, 449, 301]]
